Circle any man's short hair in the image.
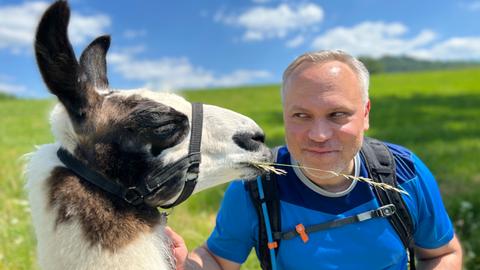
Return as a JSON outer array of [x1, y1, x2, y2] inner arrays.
[[281, 50, 370, 104]]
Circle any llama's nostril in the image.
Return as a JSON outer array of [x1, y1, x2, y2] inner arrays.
[[252, 133, 265, 143], [233, 132, 265, 152]]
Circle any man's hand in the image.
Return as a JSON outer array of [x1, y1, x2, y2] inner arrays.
[[165, 227, 240, 270], [165, 226, 189, 270]]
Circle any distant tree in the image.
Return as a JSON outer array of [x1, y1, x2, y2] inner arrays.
[[379, 55, 480, 73], [0, 92, 15, 100], [358, 56, 385, 74], [358, 55, 480, 73]]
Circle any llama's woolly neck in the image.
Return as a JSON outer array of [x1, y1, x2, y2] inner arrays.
[[48, 166, 164, 251], [26, 144, 173, 270]]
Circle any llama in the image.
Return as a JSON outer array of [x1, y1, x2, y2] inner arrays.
[[25, 1, 271, 269]]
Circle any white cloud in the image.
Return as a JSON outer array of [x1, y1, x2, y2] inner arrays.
[[310, 21, 480, 60], [115, 45, 147, 56], [108, 51, 271, 91], [213, 69, 272, 87], [123, 29, 147, 39], [311, 21, 436, 58], [0, 1, 110, 53], [286, 35, 305, 48], [461, 1, 480, 11], [410, 37, 480, 60], [215, 3, 323, 41], [0, 2, 48, 51], [252, 0, 272, 4], [0, 81, 27, 95], [69, 13, 111, 44]]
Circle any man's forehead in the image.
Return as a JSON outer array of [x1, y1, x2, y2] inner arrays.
[[283, 61, 364, 109], [291, 60, 353, 79], [285, 92, 355, 108], [329, 65, 342, 76], [285, 60, 360, 90]]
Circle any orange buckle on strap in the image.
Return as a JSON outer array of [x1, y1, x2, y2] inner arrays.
[[295, 224, 309, 243], [268, 241, 278, 249]]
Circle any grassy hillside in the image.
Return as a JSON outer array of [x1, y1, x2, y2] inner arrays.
[[1, 68, 479, 269]]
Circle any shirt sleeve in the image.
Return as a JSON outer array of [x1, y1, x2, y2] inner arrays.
[[206, 180, 258, 264], [410, 153, 455, 249]]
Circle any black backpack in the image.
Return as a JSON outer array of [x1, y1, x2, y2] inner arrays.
[[246, 137, 416, 270]]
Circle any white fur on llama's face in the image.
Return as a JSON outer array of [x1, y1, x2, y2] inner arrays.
[[26, 1, 271, 269]]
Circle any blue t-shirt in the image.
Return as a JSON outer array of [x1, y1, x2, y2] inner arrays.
[[207, 143, 454, 270]]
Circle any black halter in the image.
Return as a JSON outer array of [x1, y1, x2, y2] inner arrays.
[[57, 102, 203, 209]]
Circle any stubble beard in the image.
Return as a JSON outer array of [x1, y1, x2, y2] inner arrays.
[[297, 143, 361, 181]]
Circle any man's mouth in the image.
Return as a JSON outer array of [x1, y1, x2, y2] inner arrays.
[[303, 148, 340, 154]]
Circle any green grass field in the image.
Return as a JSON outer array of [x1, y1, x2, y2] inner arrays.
[[1, 68, 479, 269]]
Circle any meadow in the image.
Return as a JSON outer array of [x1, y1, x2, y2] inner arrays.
[[1, 68, 479, 269]]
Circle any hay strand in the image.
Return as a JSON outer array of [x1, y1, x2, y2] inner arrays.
[[250, 161, 409, 196]]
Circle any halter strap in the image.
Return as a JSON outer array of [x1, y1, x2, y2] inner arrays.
[[161, 102, 203, 208], [56, 147, 143, 204]]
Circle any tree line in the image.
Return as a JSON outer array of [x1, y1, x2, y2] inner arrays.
[[358, 55, 480, 74]]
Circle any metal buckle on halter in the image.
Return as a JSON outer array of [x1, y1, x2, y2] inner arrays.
[[377, 204, 396, 217], [123, 187, 144, 206]]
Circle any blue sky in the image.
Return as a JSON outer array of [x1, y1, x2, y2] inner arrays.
[[1, 0, 480, 98]]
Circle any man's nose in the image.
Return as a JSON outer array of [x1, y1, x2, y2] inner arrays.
[[307, 119, 333, 142]]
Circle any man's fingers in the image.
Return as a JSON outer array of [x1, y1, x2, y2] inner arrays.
[[165, 226, 189, 270], [165, 226, 186, 247]]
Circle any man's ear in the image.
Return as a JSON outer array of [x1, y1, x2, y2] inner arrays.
[[364, 99, 371, 131], [34, 0, 101, 124]]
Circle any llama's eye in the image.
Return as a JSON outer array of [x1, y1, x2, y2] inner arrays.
[[150, 145, 162, 156]]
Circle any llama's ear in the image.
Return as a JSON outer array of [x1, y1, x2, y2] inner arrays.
[[34, 0, 101, 123], [79, 35, 110, 90]]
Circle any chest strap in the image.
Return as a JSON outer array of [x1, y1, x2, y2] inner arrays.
[[273, 204, 396, 242]]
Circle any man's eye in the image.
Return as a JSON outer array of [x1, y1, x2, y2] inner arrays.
[[330, 112, 348, 118], [292, 113, 309, 119]]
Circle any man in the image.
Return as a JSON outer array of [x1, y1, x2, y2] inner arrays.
[[166, 50, 463, 269]]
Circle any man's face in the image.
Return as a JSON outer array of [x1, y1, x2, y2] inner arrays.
[[283, 60, 370, 180]]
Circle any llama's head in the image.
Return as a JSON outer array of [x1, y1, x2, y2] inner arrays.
[[35, 1, 271, 208]]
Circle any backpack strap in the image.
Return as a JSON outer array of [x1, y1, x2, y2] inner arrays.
[[247, 173, 281, 270], [276, 203, 397, 241], [360, 137, 416, 270]]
